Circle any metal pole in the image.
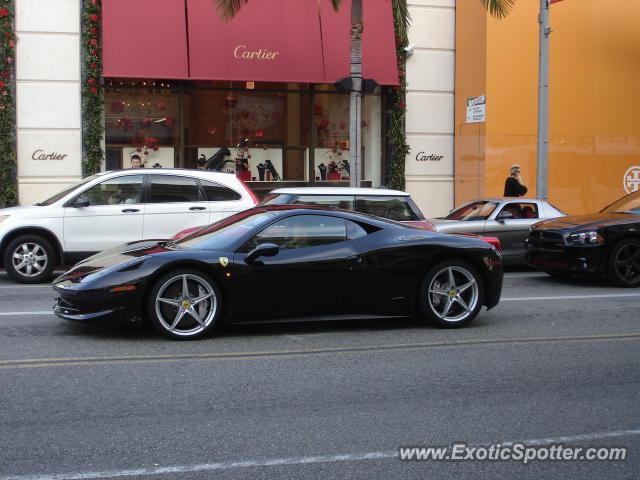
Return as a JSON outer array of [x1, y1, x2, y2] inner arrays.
[[349, 0, 363, 188], [536, 0, 551, 200]]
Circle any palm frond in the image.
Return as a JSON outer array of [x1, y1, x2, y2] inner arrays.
[[479, 0, 515, 19], [392, 0, 411, 42], [215, 0, 250, 21]]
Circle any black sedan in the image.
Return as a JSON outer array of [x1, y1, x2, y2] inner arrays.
[[527, 191, 640, 286], [52, 206, 503, 339]]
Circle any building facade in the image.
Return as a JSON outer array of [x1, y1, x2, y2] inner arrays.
[[10, 0, 640, 216]]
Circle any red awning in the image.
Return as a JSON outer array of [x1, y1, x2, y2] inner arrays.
[[187, 0, 326, 83], [102, 0, 189, 79], [102, 0, 398, 85], [321, 0, 399, 86]]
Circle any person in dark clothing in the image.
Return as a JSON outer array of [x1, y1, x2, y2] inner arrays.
[[504, 164, 528, 197]]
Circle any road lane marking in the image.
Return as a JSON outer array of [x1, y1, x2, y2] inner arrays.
[[0, 292, 637, 317], [1, 332, 639, 370], [502, 293, 640, 301], [2, 428, 639, 480]]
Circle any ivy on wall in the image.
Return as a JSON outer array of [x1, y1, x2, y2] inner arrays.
[[0, 0, 17, 207], [81, 0, 104, 176], [388, 0, 410, 191]]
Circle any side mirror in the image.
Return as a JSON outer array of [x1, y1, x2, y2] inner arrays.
[[245, 243, 280, 265], [70, 196, 90, 208], [496, 210, 513, 221]]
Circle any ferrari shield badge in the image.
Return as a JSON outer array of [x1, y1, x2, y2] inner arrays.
[[219, 257, 229, 267]]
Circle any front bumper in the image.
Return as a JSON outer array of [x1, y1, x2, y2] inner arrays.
[[526, 233, 609, 275], [52, 285, 142, 322]]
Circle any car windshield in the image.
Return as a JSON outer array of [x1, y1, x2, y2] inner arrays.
[[36, 175, 100, 206], [445, 201, 499, 221], [601, 191, 640, 214], [175, 210, 277, 251]]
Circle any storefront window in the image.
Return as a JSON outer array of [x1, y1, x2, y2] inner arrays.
[[104, 79, 383, 190], [105, 81, 180, 169]]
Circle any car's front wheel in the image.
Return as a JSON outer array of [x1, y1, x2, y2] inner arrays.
[[607, 239, 640, 287], [147, 269, 221, 340], [3, 235, 56, 284], [419, 260, 484, 328]]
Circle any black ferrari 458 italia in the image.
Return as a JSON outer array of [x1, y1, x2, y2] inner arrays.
[[52, 205, 503, 339], [527, 190, 640, 286]]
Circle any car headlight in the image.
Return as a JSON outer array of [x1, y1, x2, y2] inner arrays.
[[567, 231, 604, 245]]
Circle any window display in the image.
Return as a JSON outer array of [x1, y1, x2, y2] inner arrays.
[[104, 80, 382, 188]]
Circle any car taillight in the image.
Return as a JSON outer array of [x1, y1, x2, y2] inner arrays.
[[239, 180, 259, 205], [481, 236, 501, 250]]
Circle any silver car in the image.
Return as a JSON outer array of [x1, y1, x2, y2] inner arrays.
[[431, 198, 566, 264]]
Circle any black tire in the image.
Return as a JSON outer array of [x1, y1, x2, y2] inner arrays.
[[419, 259, 485, 328], [607, 239, 640, 287], [3, 235, 56, 284], [146, 268, 221, 340]]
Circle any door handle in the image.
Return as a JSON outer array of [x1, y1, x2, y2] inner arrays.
[[347, 255, 363, 264], [189, 206, 207, 211], [121, 208, 139, 213]]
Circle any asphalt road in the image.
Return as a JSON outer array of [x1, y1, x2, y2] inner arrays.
[[0, 269, 639, 480]]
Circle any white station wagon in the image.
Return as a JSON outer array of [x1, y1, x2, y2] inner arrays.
[[0, 169, 257, 283]]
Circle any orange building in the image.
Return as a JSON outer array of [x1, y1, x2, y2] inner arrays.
[[455, 0, 640, 215]]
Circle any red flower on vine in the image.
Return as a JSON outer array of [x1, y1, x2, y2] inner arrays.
[[88, 78, 97, 86], [90, 63, 97, 69], [1, 72, 8, 79], [90, 13, 99, 22], [90, 87, 98, 94], [0, 81, 4, 89], [90, 39, 97, 46], [0, 8, 9, 18], [398, 102, 406, 109], [90, 27, 97, 35]]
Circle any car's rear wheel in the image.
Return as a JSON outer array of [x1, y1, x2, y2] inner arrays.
[[419, 260, 484, 328], [147, 269, 221, 339], [3, 235, 56, 284], [607, 239, 640, 287]]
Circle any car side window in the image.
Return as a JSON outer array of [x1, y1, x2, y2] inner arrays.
[[243, 215, 347, 251], [499, 203, 538, 219], [80, 175, 143, 206], [346, 220, 368, 240], [355, 196, 420, 221], [149, 175, 200, 203], [200, 180, 241, 201], [292, 195, 355, 210]]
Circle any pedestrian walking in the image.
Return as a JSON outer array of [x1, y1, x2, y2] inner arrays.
[[504, 164, 527, 197]]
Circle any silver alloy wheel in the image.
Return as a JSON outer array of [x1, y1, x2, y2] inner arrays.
[[154, 273, 218, 337], [11, 241, 49, 278], [426, 265, 479, 323]]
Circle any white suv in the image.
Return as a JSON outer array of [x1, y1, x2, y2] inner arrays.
[[0, 169, 257, 283]]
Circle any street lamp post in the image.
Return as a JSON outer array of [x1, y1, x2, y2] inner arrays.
[[536, 0, 551, 200]]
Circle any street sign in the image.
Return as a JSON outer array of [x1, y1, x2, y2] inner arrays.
[[466, 95, 486, 123]]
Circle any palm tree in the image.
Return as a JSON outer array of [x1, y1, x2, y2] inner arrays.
[[215, 0, 514, 187]]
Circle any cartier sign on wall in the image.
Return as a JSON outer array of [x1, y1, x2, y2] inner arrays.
[[416, 152, 443, 162], [31, 150, 69, 161]]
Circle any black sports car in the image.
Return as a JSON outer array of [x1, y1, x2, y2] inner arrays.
[[52, 205, 503, 339], [527, 191, 640, 286]]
